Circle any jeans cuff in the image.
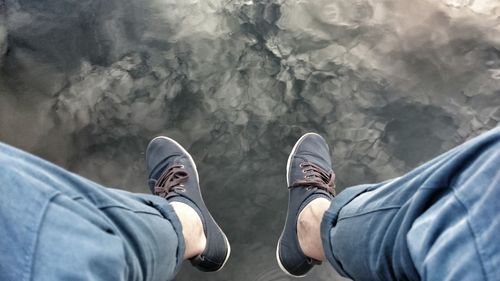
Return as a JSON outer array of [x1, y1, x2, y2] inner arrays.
[[320, 184, 370, 278], [149, 197, 186, 274]]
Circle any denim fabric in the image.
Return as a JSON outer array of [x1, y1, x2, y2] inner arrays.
[[0, 143, 185, 281], [321, 127, 500, 281]]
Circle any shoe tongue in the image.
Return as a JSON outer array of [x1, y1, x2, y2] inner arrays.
[[149, 156, 178, 180], [147, 156, 180, 193]]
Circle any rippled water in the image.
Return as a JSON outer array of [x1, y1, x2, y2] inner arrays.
[[1, 0, 499, 280]]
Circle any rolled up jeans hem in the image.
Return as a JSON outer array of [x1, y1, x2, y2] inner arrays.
[[148, 197, 186, 274], [320, 184, 370, 278]]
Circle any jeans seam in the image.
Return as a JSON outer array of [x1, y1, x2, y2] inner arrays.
[[452, 189, 489, 280], [26, 191, 60, 281], [337, 206, 401, 222], [97, 205, 165, 217]]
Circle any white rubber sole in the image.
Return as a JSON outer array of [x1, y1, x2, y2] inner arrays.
[[276, 132, 321, 278], [217, 232, 232, 272], [285, 133, 321, 186], [276, 238, 307, 278], [150, 136, 231, 271]]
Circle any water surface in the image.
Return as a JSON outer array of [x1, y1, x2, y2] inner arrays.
[[1, 0, 499, 280]]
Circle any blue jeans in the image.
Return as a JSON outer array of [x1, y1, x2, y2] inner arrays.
[[0, 128, 498, 281], [321, 127, 500, 281], [0, 143, 185, 281]]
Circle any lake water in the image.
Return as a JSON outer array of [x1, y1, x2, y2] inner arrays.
[[1, 0, 499, 280]]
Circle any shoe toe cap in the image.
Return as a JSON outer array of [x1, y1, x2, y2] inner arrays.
[[288, 133, 333, 182], [146, 137, 184, 174], [295, 134, 330, 160]]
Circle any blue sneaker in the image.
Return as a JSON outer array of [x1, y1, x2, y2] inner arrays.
[[146, 136, 231, 272], [277, 133, 336, 277]]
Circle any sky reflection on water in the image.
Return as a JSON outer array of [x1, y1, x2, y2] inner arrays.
[[0, 0, 499, 280]]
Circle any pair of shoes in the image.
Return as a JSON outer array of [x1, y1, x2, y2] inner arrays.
[[145, 133, 335, 276]]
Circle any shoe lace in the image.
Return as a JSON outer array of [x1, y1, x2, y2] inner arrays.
[[154, 164, 188, 197], [290, 161, 336, 196]]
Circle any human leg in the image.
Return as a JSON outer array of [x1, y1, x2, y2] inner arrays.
[[319, 127, 500, 280], [297, 197, 331, 261], [277, 133, 337, 276], [0, 135, 230, 281], [0, 142, 186, 281], [145, 136, 231, 272], [277, 128, 499, 280], [170, 201, 207, 259]]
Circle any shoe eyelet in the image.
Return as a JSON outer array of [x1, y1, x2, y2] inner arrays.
[[299, 162, 305, 168], [175, 187, 186, 192], [179, 164, 185, 168], [302, 169, 307, 174]]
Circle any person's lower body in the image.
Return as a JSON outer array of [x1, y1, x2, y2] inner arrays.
[[0, 136, 230, 281], [2, 127, 499, 281], [278, 127, 500, 280], [0, 142, 185, 281]]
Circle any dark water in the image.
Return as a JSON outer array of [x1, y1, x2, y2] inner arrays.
[[1, 0, 499, 280]]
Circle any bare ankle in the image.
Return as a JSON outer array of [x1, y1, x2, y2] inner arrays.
[[297, 198, 331, 261], [171, 202, 207, 259]]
